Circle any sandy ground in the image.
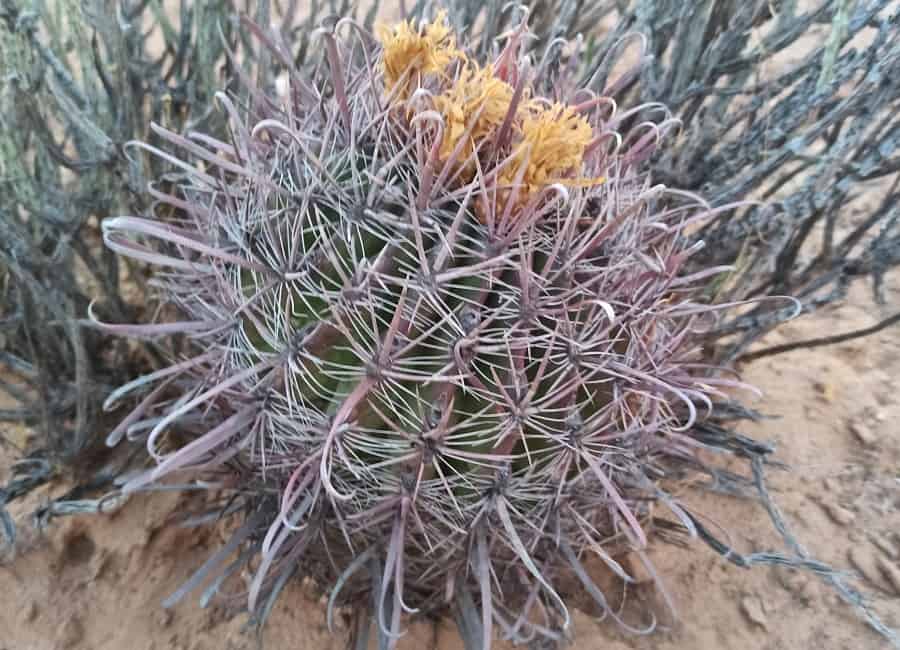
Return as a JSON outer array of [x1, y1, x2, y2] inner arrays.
[[1, 279, 898, 650]]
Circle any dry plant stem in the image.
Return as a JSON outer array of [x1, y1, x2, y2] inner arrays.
[[0, 0, 378, 531], [740, 310, 900, 362]]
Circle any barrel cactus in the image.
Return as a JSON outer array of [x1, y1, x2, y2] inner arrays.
[[99, 9, 740, 648]]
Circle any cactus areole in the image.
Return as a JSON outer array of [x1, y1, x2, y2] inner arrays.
[[100, 9, 741, 647]]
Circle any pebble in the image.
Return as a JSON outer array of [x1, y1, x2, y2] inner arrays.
[[21, 599, 38, 623], [821, 502, 855, 526], [813, 381, 836, 403], [777, 570, 809, 595], [872, 535, 900, 560], [56, 617, 84, 648], [154, 608, 174, 628], [849, 421, 877, 446], [740, 595, 768, 629], [821, 477, 841, 493], [849, 547, 890, 593], [877, 557, 900, 596], [796, 579, 817, 604]]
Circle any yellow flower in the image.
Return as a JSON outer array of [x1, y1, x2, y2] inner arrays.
[[433, 63, 514, 166], [375, 10, 463, 101], [480, 102, 603, 224], [501, 103, 600, 193]]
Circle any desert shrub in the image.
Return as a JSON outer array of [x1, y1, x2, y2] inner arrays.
[[0, 0, 372, 540]]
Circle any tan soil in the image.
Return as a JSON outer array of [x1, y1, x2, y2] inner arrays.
[[2, 279, 898, 650]]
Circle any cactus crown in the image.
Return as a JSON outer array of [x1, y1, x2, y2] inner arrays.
[[101, 9, 734, 647]]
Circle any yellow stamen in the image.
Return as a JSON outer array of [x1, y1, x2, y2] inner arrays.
[[482, 103, 603, 224], [375, 10, 463, 101], [433, 63, 514, 166], [501, 103, 601, 193]]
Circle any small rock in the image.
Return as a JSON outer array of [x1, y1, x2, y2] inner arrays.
[[797, 579, 817, 605], [154, 608, 174, 628], [778, 570, 815, 604], [878, 557, 900, 596], [813, 381, 836, 403], [56, 617, 84, 648], [872, 535, 899, 560], [849, 547, 891, 593], [740, 595, 768, 629], [821, 502, 855, 526], [777, 569, 805, 592], [21, 600, 38, 622], [822, 477, 841, 492], [849, 421, 877, 446]]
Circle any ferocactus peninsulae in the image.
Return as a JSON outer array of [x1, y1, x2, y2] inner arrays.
[[100, 8, 738, 648]]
